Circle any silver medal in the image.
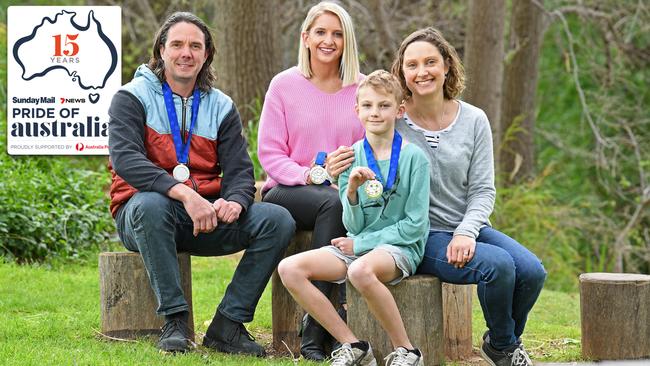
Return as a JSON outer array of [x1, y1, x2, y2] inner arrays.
[[309, 165, 328, 185], [365, 179, 383, 198], [173, 164, 190, 182]]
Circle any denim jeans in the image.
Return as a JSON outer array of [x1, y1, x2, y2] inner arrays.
[[417, 227, 546, 349], [115, 191, 295, 323]]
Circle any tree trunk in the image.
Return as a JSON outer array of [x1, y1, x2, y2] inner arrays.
[[442, 283, 473, 360], [500, 0, 545, 183], [99, 252, 194, 340], [580, 273, 650, 360], [213, 0, 280, 123], [463, 0, 506, 169], [347, 275, 445, 365]]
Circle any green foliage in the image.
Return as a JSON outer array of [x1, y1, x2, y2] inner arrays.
[[493, 168, 585, 291], [535, 7, 650, 276], [0, 155, 113, 262], [244, 98, 266, 181]]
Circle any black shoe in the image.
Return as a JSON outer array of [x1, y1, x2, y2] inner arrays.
[[480, 338, 533, 366], [203, 311, 266, 357], [299, 313, 328, 361], [157, 318, 191, 353]]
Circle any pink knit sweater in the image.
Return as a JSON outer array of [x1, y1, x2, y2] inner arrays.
[[258, 67, 365, 192]]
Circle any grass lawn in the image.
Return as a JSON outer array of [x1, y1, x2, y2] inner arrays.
[[0, 255, 581, 365]]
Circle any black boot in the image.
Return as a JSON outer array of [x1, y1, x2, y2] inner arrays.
[[203, 311, 266, 357], [299, 313, 328, 361], [158, 311, 191, 353], [300, 280, 336, 361]]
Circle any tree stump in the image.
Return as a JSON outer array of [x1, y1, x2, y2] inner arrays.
[[99, 252, 194, 340], [442, 283, 473, 360], [347, 275, 445, 365], [271, 231, 341, 354], [580, 272, 650, 360]]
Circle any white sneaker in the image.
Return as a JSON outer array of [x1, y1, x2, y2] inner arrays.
[[384, 347, 423, 366], [330, 341, 377, 366]]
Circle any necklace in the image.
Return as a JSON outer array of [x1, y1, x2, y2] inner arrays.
[[411, 100, 449, 131]]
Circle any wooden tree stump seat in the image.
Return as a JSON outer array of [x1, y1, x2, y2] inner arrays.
[[270, 231, 473, 361], [347, 275, 445, 365], [99, 251, 194, 340], [580, 272, 650, 360]]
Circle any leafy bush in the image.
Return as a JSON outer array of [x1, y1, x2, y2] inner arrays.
[[244, 98, 266, 181], [0, 155, 113, 262]]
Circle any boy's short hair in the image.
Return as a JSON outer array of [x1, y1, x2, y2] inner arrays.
[[356, 70, 403, 104]]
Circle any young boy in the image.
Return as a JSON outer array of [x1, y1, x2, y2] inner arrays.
[[277, 70, 430, 366]]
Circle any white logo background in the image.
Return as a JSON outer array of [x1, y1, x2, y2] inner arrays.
[[7, 6, 121, 155]]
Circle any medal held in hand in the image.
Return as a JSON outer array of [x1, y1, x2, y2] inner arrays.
[[365, 179, 383, 198], [363, 130, 402, 199], [309, 151, 329, 185], [162, 82, 201, 182]]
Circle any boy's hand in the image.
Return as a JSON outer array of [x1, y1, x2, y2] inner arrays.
[[347, 167, 376, 204], [327, 146, 355, 180], [446, 235, 476, 268], [332, 237, 354, 256], [348, 167, 375, 192]]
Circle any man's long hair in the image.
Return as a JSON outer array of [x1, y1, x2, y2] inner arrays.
[[147, 12, 216, 92]]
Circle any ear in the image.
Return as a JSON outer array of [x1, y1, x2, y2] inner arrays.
[[159, 44, 165, 56], [396, 103, 406, 119], [301, 31, 309, 49], [354, 103, 360, 117]]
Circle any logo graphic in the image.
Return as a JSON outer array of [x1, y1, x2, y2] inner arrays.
[[7, 6, 121, 156], [13, 10, 118, 92]]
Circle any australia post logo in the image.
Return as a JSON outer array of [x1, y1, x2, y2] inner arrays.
[[7, 6, 121, 155]]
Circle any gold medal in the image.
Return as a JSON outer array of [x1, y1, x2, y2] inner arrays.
[[309, 165, 328, 185], [365, 179, 383, 198]]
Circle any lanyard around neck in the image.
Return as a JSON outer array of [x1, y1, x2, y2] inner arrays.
[[162, 82, 200, 164]]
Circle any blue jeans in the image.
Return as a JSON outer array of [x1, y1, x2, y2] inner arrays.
[[115, 192, 295, 323], [417, 227, 546, 349]]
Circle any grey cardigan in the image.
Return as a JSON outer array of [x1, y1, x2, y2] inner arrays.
[[395, 100, 495, 239]]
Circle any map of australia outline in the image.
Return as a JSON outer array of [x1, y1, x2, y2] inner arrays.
[[13, 9, 117, 90]]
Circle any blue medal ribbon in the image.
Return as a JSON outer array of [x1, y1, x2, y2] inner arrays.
[[162, 82, 201, 165], [363, 130, 402, 191], [315, 151, 327, 166]]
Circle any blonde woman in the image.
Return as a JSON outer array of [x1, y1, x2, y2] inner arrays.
[[257, 1, 363, 361]]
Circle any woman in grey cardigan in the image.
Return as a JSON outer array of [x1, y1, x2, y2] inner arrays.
[[387, 28, 547, 366]]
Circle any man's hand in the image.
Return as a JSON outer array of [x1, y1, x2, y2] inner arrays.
[[326, 146, 355, 181], [446, 235, 476, 268], [331, 237, 354, 256], [168, 184, 218, 237], [212, 198, 243, 224]]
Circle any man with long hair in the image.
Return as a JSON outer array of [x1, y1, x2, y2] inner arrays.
[[108, 12, 295, 356]]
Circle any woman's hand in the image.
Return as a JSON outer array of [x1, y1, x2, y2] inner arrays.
[[331, 237, 355, 256], [447, 235, 476, 268], [326, 146, 355, 180]]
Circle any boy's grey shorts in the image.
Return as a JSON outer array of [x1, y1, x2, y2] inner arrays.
[[322, 244, 411, 285]]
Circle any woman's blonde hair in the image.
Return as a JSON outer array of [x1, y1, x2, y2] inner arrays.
[[390, 27, 465, 100], [297, 1, 360, 86]]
